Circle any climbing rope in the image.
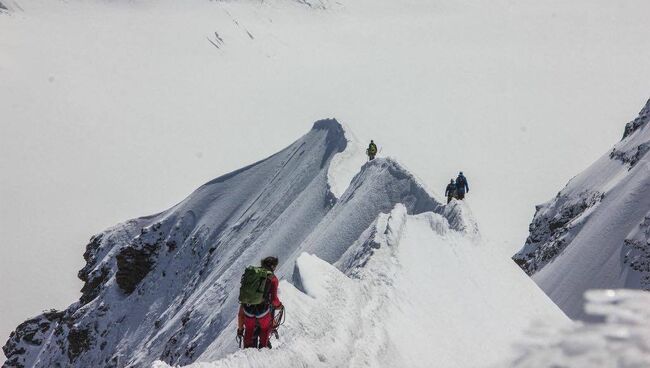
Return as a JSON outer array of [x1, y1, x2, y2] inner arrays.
[[272, 307, 286, 340]]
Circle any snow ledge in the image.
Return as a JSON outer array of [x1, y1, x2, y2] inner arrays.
[[326, 121, 367, 199]]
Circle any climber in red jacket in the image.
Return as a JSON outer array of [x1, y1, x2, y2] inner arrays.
[[237, 256, 283, 349]]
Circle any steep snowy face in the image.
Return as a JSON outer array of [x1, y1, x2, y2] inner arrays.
[[154, 204, 566, 368], [513, 99, 650, 319], [2, 120, 345, 368], [3, 121, 460, 368]]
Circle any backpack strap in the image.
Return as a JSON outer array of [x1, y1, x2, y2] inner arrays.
[[261, 273, 273, 305]]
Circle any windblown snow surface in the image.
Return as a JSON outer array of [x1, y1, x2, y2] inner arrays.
[[513, 99, 650, 320], [4, 121, 569, 368]]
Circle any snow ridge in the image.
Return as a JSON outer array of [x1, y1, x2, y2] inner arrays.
[[3, 120, 470, 368], [154, 204, 566, 368], [327, 121, 367, 199], [3, 120, 347, 368]]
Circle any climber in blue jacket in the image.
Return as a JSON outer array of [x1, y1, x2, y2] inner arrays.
[[455, 172, 469, 200]]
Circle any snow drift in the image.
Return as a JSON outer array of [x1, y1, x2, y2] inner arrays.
[[513, 99, 650, 320], [4, 120, 497, 368]]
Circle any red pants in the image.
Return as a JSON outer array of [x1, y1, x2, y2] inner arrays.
[[243, 313, 273, 348]]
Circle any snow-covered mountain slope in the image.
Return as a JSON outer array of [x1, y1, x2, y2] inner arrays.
[[513, 99, 650, 319], [3, 121, 483, 368], [154, 204, 566, 368]]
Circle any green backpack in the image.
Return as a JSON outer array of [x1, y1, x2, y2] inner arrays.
[[239, 266, 272, 305]]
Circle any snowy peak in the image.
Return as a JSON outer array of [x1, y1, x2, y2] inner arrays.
[[326, 121, 366, 199], [3, 120, 478, 368], [513, 98, 650, 319], [3, 119, 349, 368]]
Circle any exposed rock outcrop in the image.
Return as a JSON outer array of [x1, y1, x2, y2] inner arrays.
[[513, 98, 650, 319]]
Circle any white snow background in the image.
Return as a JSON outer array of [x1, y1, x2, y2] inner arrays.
[[2, 0, 650, 364]]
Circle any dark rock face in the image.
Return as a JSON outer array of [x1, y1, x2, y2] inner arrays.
[[78, 235, 104, 280], [2, 311, 64, 368], [610, 142, 650, 168], [79, 266, 110, 304], [78, 235, 110, 304], [623, 213, 650, 289], [115, 244, 158, 294], [67, 328, 91, 363], [622, 99, 650, 139], [611, 99, 650, 168], [513, 190, 604, 275]]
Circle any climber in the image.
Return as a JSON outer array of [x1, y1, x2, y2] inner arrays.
[[455, 172, 469, 200], [366, 140, 378, 161], [237, 256, 283, 349], [445, 179, 456, 203]]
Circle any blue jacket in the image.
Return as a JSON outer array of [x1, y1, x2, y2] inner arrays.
[[455, 175, 469, 193]]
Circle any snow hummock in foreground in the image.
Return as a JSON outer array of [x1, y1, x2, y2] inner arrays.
[[154, 204, 567, 368], [506, 289, 650, 368]]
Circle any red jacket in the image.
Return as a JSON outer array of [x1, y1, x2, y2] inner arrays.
[[267, 275, 282, 309]]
